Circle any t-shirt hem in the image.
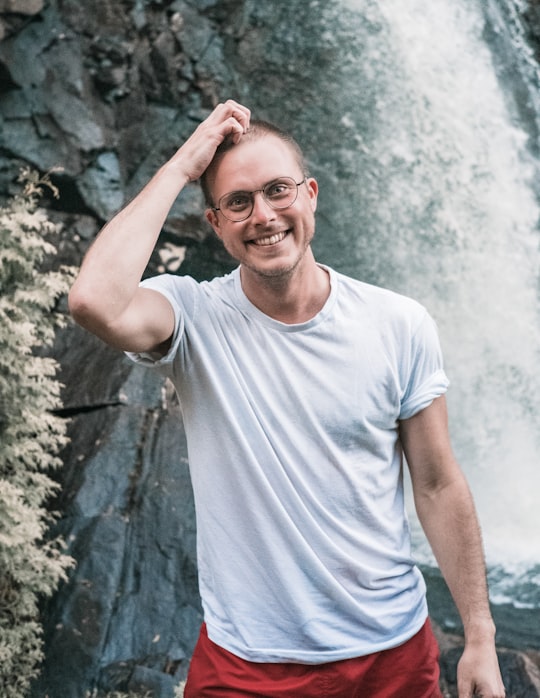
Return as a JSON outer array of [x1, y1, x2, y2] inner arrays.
[[204, 610, 429, 665]]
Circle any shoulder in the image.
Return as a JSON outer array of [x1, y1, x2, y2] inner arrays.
[[331, 268, 428, 328]]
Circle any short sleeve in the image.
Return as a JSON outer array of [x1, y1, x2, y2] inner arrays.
[[399, 312, 449, 420], [124, 274, 191, 369]]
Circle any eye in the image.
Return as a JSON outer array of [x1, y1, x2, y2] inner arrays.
[[223, 192, 251, 211], [265, 180, 293, 200]]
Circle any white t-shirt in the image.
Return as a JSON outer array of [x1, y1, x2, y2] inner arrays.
[[127, 265, 449, 664]]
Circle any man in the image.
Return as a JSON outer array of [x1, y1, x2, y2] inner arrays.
[[69, 100, 505, 697]]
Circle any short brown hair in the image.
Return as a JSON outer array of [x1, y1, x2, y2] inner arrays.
[[199, 119, 309, 207]]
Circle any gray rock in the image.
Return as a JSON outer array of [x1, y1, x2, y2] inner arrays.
[[34, 327, 200, 697], [77, 151, 124, 220], [0, 0, 43, 13]]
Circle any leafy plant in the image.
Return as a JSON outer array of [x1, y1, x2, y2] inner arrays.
[[0, 168, 75, 697]]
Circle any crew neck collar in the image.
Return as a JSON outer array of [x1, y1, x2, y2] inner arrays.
[[232, 264, 337, 332]]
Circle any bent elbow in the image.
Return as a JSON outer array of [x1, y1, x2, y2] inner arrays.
[[68, 282, 137, 350], [68, 284, 90, 325], [68, 282, 108, 333]]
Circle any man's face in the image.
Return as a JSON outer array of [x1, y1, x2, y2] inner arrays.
[[205, 135, 318, 281]]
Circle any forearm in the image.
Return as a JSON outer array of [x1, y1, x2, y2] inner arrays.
[[414, 472, 495, 642], [69, 159, 189, 329], [402, 398, 504, 695]]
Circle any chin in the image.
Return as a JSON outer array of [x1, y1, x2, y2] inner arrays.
[[246, 258, 301, 279]]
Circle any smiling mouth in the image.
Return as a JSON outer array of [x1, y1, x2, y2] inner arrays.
[[250, 230, 288, 247]]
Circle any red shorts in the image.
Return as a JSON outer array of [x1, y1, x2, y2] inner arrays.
[[184, 619, 442, 697]]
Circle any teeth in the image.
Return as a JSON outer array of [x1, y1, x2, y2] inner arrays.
[[253, 231, 286, 246]]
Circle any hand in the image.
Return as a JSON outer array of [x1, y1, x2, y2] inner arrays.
[[457, 642, 505, 697], [170, 99, 251, 183]]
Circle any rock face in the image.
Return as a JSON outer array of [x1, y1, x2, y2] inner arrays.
[[0, 0, 539, 696], [37, 329, 200, 695]]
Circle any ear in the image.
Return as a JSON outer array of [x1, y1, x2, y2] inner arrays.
[[205, 208, 222, 239], [306, 177, 318, 213]]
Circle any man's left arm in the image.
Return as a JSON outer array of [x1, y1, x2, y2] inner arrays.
[[400, 395, 505, 698]]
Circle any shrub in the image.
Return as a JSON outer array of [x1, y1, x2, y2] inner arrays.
[[0, 168, 75, 697]]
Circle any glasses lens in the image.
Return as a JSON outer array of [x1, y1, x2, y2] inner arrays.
[[263, 178, 298, 208], [220, 192, 252, 220]]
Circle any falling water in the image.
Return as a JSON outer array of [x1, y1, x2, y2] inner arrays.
[[306, 0, 540, 621]]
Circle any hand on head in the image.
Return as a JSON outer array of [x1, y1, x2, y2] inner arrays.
[[171, 100, 251, 183]]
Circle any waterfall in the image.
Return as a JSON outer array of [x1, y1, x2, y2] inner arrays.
[[319, 0, 540, 609]]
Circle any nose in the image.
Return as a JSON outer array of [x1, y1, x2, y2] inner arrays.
[[250, 190, 276, 223]]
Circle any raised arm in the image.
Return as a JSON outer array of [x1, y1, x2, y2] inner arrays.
[[399, 396, 505, 698], [68, 100, 251, 353]]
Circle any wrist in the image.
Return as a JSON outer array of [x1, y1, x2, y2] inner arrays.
[[463, 617, 496, 646], [159, 157, 192, 187]]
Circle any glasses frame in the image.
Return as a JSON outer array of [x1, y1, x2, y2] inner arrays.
[[212, 177, 307, 222]]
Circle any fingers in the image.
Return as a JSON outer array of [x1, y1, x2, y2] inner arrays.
[[211, 99, 251, 143], [456, 651, 506, 698], [222, 99, 251, 126], [169, 99, 251, 182]]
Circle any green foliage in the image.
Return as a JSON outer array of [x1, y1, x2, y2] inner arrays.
[[0, 168, 76, 697]]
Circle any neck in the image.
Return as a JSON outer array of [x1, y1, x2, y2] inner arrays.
[[240, 252, 330, 323]]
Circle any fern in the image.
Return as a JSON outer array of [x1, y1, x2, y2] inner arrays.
[[0, 169, 76, 697]]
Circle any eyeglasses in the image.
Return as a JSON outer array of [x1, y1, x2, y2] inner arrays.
[[212, 177, 307, 222]]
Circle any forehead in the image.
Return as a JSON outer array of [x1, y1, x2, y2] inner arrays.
[[211, 135, 302, 195]]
